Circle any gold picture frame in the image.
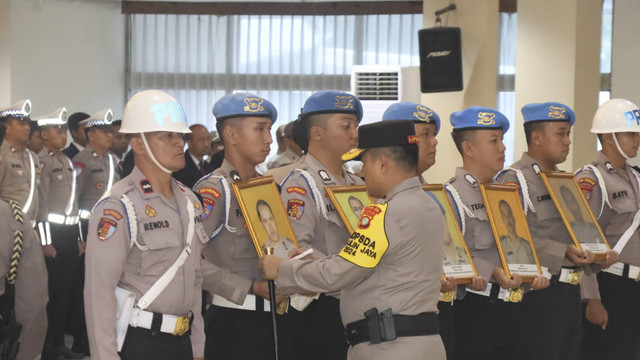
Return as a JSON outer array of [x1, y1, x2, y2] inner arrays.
[[540, 171, 610, 259], [423, 184, 477, 284], [480, 184, 542, 282], [325, 185, 374, 234], [231, 176, 298, 259]]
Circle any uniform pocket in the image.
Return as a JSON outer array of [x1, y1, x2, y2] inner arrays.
[[139, 230, 181, 276]]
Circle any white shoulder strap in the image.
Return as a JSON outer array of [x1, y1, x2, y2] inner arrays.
[[136, 198, 195, 310], [444, 183, 475, 236], [576, 165, 610, 219], [295, 169, 329, 221], [121, 194, 145, 250], [96, 153, 116, 205], [219, 176, 236, 233], [508, 167, 536, 215], [611, 170, 640, 254], [64, 156, 77, 216], [22, 149, 36, 214]]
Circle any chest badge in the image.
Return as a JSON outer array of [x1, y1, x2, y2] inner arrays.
[[318, 170, 331, 183], [145, 205, 157, 218]]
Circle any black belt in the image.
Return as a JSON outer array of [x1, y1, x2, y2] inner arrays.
[[345, 308, 438, 346]]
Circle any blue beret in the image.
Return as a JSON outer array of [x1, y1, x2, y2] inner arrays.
[[382, 102, 440, 135], [301, 91, 363, 122], [450, 106, 510, 133], [213, 93, 277, 123], [521, 102, 575, 126]]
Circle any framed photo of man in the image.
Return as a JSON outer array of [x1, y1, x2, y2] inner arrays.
[[231, 176, 298, 259], [423, 184, 477, 284], [325, 185, 374, 234], [480, 184, 542, 282], [540, 172, 610, 258]]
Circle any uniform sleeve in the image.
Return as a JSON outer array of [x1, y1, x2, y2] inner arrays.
[[280, 173, 326, 258], [36, 158, 51, 224], [200, 259, 251, 305], [189, 238, 205, 358], [15, 215, 48, 360], [84, 199, 129, 360], [193, 178, 225, 238], [575, 169, 601, 218], [73, 155, 86, 210], [277, 255, 371, 296]]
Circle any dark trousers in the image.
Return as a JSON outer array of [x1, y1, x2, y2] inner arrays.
[[66, 221, 88, 351], [579, 271, 640, 360], [438, 300, 454, 360], [286, 294, 348, 360], [44, 224, 80, 348], [452, 290, 526, 360], [119, 326, 193, 360], [520, 280, 582, 360], [204, 303, 288, 360]]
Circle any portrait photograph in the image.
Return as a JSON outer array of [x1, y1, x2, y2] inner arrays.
[[423, 184, 477, 283], [231, 176, 298, 259], [480, 184, 542, 281], [541, 172, 610, 257], [325, 185, 374, 234]]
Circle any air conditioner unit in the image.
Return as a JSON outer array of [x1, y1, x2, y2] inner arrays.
[[350, 65, 421, 125]]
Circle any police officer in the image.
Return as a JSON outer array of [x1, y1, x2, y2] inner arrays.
[[263, 121, 306, 185], [193, 93, 282, 360], [0, 99, 41, 221], [445, 107, 549, 360], [62, 112, 90, 159], [267, 122, 301, 169], [276, 90, 364, 359], [0, 121, 49, 360], [259, 120, 445, 360], [575, 99, 640, 359], [32, 107, 85, 360], [495, 102, 615, 360], [84, 90, 207, 360], [381, 102, 486, 360]]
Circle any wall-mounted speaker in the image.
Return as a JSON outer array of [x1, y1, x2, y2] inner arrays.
[[418, 27, 463, 93]]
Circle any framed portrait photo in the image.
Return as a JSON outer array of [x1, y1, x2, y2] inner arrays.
[[480, 184, 542, 282], [325, 185, 374, 234], [231, 176, 298, 259], [423, 184, 477, 284], [540, 172, 610, 259]]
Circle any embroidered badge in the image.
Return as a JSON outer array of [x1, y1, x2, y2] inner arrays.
[[286, 186, 307, 196], [243, 97, 265, 112], [97, 217, 117, 241], [96, 182, 104, 190], [140, 180, 154, 194], [230, 170, 241, 181], [202, 197, 215, 220], [14, 169, 23, 176], [339, 203, 389, 268], [413, 105, 433, 122], [145, 205, 157, 218], [548, 106, 566, 119], [194, 201, 201, 210], [477, 112, 496, 125], [334, 95, 355, 110], [287, 199, 305, 220], [577, 177, 596, 202], [464, 174, 477, 185], [104, 209, 123, 220], [318, 170, 331, 183], [407, 135, 419, 144], [199, 187, 221, 199]]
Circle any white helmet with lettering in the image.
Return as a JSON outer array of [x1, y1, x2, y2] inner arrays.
[[121, 90, 191, 173], [120, 89, 191, 134], [591, 98, 640, 134], [592, 98, 640, 160]]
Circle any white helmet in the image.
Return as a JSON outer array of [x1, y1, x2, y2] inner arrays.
[[121, 90, 191, 174], [120, 90, 191, 134], [591, 98, 640, 134]]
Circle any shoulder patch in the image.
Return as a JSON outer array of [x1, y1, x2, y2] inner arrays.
[[338, 203, 389, 268], [578, 177, 596, 202], [103, 209, 123, 220], [286, 186, 307, 196], [199, 187, 221, 199], [97, 217, 117, 241], [287, 199, 305, 220]]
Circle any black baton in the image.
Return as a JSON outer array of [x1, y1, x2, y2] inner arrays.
[[266, 247, 279, 360]]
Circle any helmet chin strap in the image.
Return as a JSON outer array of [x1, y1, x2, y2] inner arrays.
[[141, 133, 172, 174], [612, 133, 631, 160]]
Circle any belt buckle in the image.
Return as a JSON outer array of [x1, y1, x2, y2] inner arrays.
[[569, 270, 583, 285], [508, 288, 523, 303], [173, 315, 190, 336], [440, 291, 455, 303]]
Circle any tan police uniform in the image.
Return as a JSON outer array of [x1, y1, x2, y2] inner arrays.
[[84, 166, 206, 360], [73, 144, 120, 222], [37, 145, 82, 353], [267, 148, 301, 170], [277, 177, 445, 360], [575, 152, 640, 359], [264, 154, 306, 185], [445, 167, 527, 360], [0, 200, 48, 360], [495, 152, 591, 360], [0, 141, 40, 220]]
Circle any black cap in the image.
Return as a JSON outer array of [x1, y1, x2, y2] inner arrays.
[[342, 120, 418, 161]]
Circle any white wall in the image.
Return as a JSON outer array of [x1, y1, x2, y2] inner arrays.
[[5, 0, 126, 119]]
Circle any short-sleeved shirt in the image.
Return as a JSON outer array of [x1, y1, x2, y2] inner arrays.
[[0, 141, 41, 219], [37, 146, 78, 223], [73, 145, 120, 214]]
